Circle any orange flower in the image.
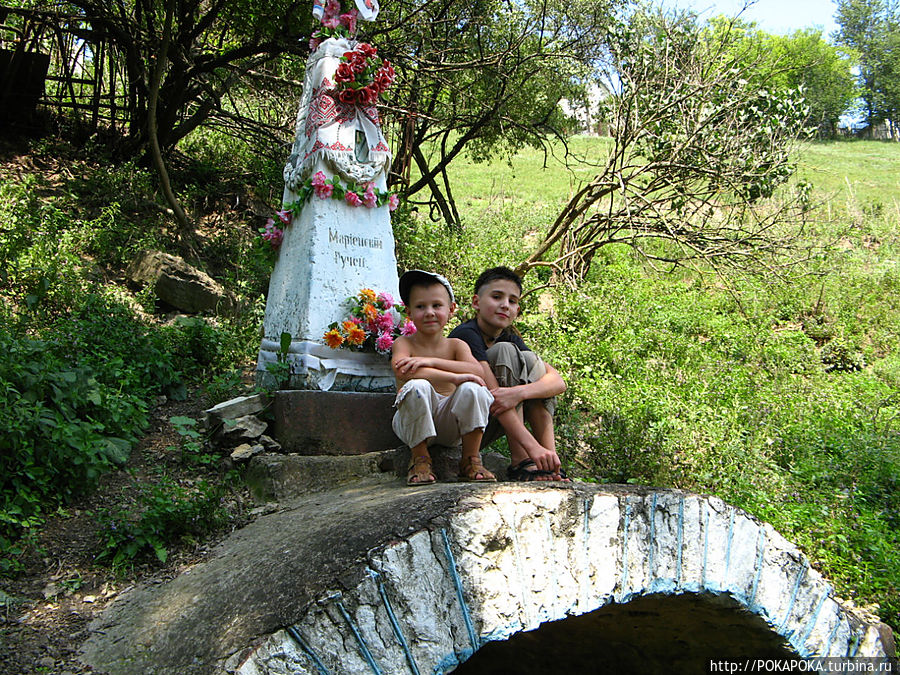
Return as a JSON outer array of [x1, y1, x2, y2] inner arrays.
[[342, 320, 358, 332], [347, 326, 366, 345], [324, 329, 344, 349], [359, 288, 377, 303], [363, 303, 378, 322]]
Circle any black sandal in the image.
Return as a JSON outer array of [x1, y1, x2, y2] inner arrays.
[[507, 459, 555, 482], [507, 459, 569, 481]]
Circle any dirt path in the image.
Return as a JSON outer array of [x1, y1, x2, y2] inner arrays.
[[0, 393, 255, 675]]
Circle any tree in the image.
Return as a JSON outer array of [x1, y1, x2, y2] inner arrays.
[[369, 0, 613, 226], [834, 0, 900, 134], [517, 7, 814, 282]]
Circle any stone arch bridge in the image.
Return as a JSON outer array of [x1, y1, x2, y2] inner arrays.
[[81, 478, 895, 674]]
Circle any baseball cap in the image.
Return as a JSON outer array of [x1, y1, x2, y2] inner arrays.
[[398, 270, 455, 305]]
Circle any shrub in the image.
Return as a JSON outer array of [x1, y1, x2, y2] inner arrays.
[[95, 477, 229, 567]]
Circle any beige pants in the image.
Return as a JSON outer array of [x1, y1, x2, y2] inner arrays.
[[481, 342, 557, 448], [392, 379, 493, 448]]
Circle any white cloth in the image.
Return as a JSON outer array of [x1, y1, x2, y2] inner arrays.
[[283, 37, 391, 190], [392, 380, 493, 448]]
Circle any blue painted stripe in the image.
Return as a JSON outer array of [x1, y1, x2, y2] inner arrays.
[[333, 595, 383, 675], [619, 498, 632, 600], [582, 497, 591, 609], [747, 527, 766, 611], [701, 503, 710, 590], [441, 529, 479, 654], [824, 616, 843, 656], [369, 568, 421, 675], [286, 625, 331, 675], [797, 591, 829, 655], [675, 496, 684, 589], [848, 631, 861, 658], [648, 493, 657, 583], [778, 560, 808, 637], [723, 509, 735, 590]]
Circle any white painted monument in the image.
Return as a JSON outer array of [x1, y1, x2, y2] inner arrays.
[[257, 0, 400, 392]]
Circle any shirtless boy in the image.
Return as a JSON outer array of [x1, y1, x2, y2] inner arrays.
[[391, 270, 496, 485]]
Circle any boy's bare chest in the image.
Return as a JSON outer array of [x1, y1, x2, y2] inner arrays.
[[406, 338, 456, 360]]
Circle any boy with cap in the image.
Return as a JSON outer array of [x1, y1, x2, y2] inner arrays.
[[449, 266, 567, 481], [392, 270, 496, 485]]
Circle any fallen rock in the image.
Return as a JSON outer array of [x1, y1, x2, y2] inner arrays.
[[218, 415, 268, 447], [230, 444, 264, 464], [126, 251, 234, 314], [204, 395, 268, 432]]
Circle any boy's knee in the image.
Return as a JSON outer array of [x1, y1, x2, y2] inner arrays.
[[455, 381, 492, 407], [397, 379, 433, 410], [486, 341, 520, 363]]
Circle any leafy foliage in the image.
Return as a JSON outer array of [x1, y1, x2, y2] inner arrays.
[[520, 6, 815, 282], [95, 477, 229, 567]]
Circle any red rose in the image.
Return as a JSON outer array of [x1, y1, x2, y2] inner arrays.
[[358, 43, 377, 58], [358, 86, 378, 105], [338, 88, 359, 105], [335, 62, 355, 83]]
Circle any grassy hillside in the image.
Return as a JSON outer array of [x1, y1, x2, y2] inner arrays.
[[399, 136, 900, 631], [1, 131, 897, 636]]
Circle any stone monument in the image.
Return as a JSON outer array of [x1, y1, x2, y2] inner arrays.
[[257, 0, 400, 394]]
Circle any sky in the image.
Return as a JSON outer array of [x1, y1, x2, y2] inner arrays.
[[661, 0, 840, 38]]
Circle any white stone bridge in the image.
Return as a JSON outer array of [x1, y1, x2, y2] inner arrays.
[[80, 478, 896, 674]]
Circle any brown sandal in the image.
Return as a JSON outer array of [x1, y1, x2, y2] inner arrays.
[[458, 455, 496, 482], [407, 454, 436, 486]]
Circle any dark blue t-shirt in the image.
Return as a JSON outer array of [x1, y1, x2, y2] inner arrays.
[[449, 318, 530, 362]]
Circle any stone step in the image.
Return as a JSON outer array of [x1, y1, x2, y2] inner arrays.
[[245, 448, 510, 501]]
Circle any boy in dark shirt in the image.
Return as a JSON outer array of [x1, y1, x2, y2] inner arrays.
[[449, 267, 567, 481]]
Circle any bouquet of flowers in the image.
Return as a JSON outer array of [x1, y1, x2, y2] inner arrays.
[[324, 288, 416, 355], [310, 0, 359, 48], [332, 42, 395, 106]]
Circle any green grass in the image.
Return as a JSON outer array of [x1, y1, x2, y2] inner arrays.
[[401, 136, 900, 633]]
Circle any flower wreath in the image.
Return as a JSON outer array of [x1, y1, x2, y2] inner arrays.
[[291, 170, 400, 211]]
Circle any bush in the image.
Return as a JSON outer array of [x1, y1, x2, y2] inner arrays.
[[95, 477, 229, 567]]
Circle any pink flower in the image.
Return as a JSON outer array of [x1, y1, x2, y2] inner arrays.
[[401, 319, 417, 336], [377, 291, 394, 309], [324, 0, 341, 18], [376, 312, 394, 331], [309, 37, 322, 51], [314, 183, 333, 199], [362, 184, 377, 208], [375, 332, 394, 353], [261, 218, 283, 248], [311, 171, 328, 188], [276, 209, 292, 225], [339, 9, 358, 34], [344, 191, 361, 207], [322, 15, 340, 28], [388, 193, 399, 211]]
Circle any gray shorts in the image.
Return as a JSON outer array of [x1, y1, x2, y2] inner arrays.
[[481, 342, 557, 448]]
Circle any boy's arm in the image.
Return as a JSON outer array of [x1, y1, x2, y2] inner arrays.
[[392, 338, 485, 387], [489, 362, 566, 415], [393, 339, 484, 379]]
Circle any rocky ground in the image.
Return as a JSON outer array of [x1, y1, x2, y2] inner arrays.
[[0, 391, 258, 675]]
